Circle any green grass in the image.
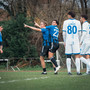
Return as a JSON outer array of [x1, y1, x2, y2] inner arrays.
[[0, 69, 90, 90]]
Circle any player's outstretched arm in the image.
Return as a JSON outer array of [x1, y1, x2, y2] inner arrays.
[[34, 22, 41, 28], [24, 24, 41, 32], [62, 21, 66, 46]]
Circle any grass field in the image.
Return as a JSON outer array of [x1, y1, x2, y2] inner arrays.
[[0, 69, 90, 90]]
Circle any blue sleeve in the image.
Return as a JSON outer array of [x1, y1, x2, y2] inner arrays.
[[46, 25, 52, 29], [41, 28, 46, 33]]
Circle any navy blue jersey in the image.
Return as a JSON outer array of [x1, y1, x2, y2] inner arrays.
[[46, 25, 59, 43], [41, 28, 49, 46], [0, 32, 2, 42]]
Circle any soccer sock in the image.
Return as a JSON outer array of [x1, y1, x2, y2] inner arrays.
[[43, 68, 46, 72], [66, 58, 71, 73], [75, 58, 80, 73], [80, 57, 88, 65], [50, 57, 58, 67], [86, 59, 90, 73], [89, 58, 90, 71], [54, 68, 56, 71]]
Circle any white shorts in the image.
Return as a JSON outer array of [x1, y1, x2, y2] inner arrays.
[[65, 44, 80, 55], [80, 43, 90, 55]]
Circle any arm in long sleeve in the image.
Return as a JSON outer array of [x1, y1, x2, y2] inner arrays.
[[63, 31, 66, 43], [62, 21, 66, 43], [80, 31, 87, 44]]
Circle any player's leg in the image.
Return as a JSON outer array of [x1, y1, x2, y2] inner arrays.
[[75, 54, 82, 75], [40, 56, 47, 74], [48, 42, 60, 73], [66, 55, 72, 75], [49, 52, 58, 67], [85, 55, 90, 74], [65, 44, 72, 75], [85, 45, 90, 74], [40, 46, 49, 74], [80, 43, 90, 66], [89, 55, 90, 74], [80, 55, 89, 65], [73, 44, 82, 75], [51, 61, 58, 74]]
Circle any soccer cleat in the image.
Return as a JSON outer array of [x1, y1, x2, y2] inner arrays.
[[77, 73, 82, 75], [41, 72, 47, 75], [54, 66, 60, 73], [68, 72, 72, 75], [88, 71, 90, 74], [54, 72, 58, 75], [86, 71, 90, 75]]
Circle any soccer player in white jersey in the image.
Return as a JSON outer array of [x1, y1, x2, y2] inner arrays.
[[80, 15, 90, 74], [62, 11, 82, 75]]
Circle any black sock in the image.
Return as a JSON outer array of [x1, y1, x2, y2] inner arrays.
[[43, 68, 46, 72], [50, 57, 58, 67], [54, 68, 56, 71]]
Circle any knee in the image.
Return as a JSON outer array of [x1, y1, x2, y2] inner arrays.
[[40, 56, 43, 61], [67, 55, 71, 58], [75, 54, 80, 58]]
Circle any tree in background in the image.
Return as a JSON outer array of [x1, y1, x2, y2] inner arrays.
[[0, 14, 38, 58], [0, 0, 90, 58]]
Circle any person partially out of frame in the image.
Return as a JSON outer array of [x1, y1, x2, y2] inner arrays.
[[0, 26, 3, 54]]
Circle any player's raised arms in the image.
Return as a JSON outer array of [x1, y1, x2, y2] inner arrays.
[[24, 24, 41, 32]]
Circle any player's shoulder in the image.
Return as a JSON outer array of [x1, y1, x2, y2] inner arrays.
[[83, 21, 89, 26], [46, 25, 52, 28], [63, 19, 69, 23], [41, 28, 47, 32], [74, 19, 80, 23]]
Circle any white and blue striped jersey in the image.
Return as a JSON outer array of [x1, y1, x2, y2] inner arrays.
[[80, 21, 90, 44], [62, 19, 81, 45]]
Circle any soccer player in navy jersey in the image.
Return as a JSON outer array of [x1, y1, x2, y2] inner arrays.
[[45, 20, 60, 73], [0, 26, 3, 54], [24, 22, 56, 74]]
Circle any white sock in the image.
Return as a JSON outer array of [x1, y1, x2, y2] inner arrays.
[[89, 58, 90, 71], [86, 59, 90, 73], [66, 58, 71, 73], [75, 58, 80, 73], [80, 57, 88, 65]]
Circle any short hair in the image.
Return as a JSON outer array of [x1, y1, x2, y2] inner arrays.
[[41, 21, 47, 26], [81, 15, 88, 20], [54, 20, 59, 25], [68, 11, 75, 18]]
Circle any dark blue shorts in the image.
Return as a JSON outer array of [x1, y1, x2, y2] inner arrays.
[[49, 42, 59, 53], [40, 45, 50, 57]]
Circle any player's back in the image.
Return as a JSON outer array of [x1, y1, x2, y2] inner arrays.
[[82, 22, 90, 43], [46, 25, 59, 43], [63, 19, 81, 44]]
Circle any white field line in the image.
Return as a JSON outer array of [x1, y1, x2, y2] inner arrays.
[[0, 76, 49, 84]]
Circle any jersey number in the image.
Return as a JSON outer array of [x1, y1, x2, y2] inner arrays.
[[53, 29, 59, 37], [67, 26, 77, 34]]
